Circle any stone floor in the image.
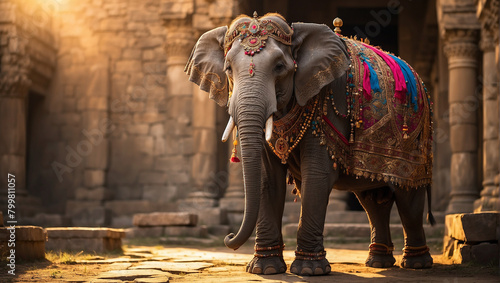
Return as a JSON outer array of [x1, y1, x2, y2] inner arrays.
[[0, 239, 498, 282]]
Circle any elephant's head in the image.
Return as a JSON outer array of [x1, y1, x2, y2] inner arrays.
[[185, 13, 349, 250]]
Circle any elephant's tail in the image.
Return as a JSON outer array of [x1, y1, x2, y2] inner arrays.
[[426, 185, 436, 226]]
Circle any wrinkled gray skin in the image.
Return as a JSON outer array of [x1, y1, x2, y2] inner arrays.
[[186, 15, 432, 276]]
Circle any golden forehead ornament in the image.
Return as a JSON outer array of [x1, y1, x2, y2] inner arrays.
[[224, 12, 293, 77]]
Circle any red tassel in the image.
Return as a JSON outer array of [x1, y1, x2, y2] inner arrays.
[[230, 155, 240, 163], [230, 139, 240, 163]]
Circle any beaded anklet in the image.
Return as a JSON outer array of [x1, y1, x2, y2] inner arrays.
[[368, 243, 394, 256], [253, 244, 285, 258], [402, 245, 429, 258], [294, 250, 327, 261]]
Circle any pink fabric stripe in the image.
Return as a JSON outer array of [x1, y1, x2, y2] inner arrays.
[[322, 115, 350, 145], [362, 43, 407, 101], [362, 61, 372, 100]]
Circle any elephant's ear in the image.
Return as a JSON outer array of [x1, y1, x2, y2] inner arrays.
[[185, 26, 229, 107], [291, 23, 350, 106]]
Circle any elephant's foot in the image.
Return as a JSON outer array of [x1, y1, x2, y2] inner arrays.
[[290, 250, 331, 276], [401, 245, 433, 269], [365, 243, 396, 268], [246, 244, 286, 275]]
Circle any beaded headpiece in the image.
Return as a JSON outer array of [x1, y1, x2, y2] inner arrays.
[[224, 12, 293, 77]]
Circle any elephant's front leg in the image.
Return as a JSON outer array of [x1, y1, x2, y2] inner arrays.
[[290, 133, 336, 276], [246, 147, 288, 275]]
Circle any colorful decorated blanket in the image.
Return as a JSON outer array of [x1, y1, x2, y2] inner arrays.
[[322, 37, 433, 188]]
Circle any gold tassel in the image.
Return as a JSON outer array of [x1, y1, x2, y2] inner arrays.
[[230, 129, 240, 163]]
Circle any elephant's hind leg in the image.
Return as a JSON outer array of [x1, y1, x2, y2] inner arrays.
[[395, 187, 433, 269], [354, 187, 396, 268]]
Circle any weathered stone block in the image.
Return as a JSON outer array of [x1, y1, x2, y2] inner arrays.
[[0, 226, 46, 260], [127, 124, 150, 135], [445, 213, 499, 242], [71, 206, 111, 227], [197, 208, 227, 226], [135, 136, 155, 156], [122, 49, 142, 60], [452, 243, 472, 263], [65, 200, 102, 217], [164, 226, 208, 238], [75, 187, 113, 201], [135, 36, 163, 49], [45, 228, 124, 253], [125, 227, 164, 238], [46, 228, 124, 239], [29, 213, 69, 227], [99, 18, 125, 31], [470, 243, 499, 265], [132, 212, 198, 227], [138, 171, 168, 185], [220, 198, 245, 213], [105, 200, 154, 216], [83, 170, 105, 188], [116, 60, 142, 73], [142, 185, 177, 202]]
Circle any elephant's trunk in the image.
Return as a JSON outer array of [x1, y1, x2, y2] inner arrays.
[[224, 93, 267, 250]]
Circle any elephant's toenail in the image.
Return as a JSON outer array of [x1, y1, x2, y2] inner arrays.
[[290, 266, 298, 274], [252, 267, 262, 274], [413, 262, 423, 269], [314, 267, 324, 275], [325, 265, 331, 273], [372, 262, 383, 268], [301, 267, 313, 276], [263, 267, 277, 275]]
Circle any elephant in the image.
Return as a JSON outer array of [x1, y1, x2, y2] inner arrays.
[[185, 12, 434, 276]]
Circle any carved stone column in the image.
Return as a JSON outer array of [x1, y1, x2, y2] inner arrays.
[[474, 0, 500, 212], [0, 32, 31, 201], [443, 29, 480, 214]]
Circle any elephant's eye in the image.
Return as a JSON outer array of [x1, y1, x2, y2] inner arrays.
[[274, 62, 285, 73]]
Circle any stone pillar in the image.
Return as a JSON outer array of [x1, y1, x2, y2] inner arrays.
[[443, 29, 480, 214], [0, 32, 31, 213], [163, 18, 199, 207], [474, 32, 499, 212], [474, 0, 500, 212]]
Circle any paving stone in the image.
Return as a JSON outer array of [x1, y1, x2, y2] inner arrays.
[[77, 257, 146, 264], [133, 212, 198, 227], [109, 262, 133, 270], [445, 212, 499, 242], [98, 269, 168, 280], [131, 261, 214, 273], [135, 278, 169, 283]]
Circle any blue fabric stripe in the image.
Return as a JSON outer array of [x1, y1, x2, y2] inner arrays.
[[389, 54, 418, 111], [360, 54, 381, 94]]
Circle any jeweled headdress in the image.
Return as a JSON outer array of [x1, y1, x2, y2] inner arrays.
[[224, 12, 294, 76]]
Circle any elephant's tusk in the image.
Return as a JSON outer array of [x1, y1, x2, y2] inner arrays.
[[221, 116, 235, 142], [265, 116, 273, 142]]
